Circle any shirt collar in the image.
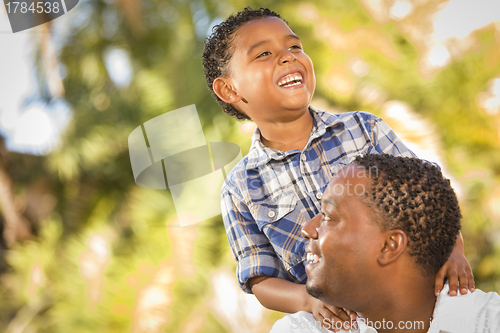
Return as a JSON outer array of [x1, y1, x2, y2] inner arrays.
[[246, 105, 344, 170]]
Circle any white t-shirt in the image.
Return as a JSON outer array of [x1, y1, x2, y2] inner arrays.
[[428, 284, 500, 333], [270, 284, 500, 333]]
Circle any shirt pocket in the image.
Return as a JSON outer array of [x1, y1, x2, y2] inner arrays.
[[252, 191, 305, 272], [253, 191, 297, 227]]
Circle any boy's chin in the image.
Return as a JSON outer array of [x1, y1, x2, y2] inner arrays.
[[282, 94, 314, 108], [283, 101, 313, 112]]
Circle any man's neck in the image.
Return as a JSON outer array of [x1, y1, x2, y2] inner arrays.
[[358, 284, 436, 333], [258, 109, 314, 152]]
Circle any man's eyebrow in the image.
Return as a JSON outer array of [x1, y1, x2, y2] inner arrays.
[[247, 34, 301, 55], [321, 198, 337, 209]]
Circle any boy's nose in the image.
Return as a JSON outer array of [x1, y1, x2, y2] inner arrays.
[[301, 213, 320, 239], [280, 50, 296, 64]]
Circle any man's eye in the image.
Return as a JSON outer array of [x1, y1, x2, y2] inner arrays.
[[256, 51, 271, 58], [321, 212, 331, 222]]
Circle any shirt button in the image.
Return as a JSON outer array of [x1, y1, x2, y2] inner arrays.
[[316, 192, 322, 200], [301, 154, 307, 161], [268, 211, 275, 218]]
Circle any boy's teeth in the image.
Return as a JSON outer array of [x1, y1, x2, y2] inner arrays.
[[278, 73, 303, 87]]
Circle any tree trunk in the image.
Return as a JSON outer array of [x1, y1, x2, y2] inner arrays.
[[0, 140, 32, 246]]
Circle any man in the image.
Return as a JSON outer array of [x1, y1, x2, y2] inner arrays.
[[271, 154, 500, 333]]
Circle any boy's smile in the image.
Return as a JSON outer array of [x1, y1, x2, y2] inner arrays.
[[221, 17, 316, 124]]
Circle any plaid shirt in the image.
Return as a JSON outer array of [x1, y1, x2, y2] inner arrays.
[[221, 106, 417, 293]]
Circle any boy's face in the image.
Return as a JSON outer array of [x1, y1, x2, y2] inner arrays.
[[224, 17, 316, 123]]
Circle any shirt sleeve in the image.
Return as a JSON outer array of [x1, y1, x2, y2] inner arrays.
[[221, 184, 293, 294], [369, 115, 442, 169], [370, 115, 417, 158]]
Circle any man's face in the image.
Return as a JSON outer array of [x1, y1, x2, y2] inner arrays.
[[302, 165, 384, 309], [226, 17, 316, 122]]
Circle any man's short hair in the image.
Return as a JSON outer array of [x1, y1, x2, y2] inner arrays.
[[353, 154, 461, 276]]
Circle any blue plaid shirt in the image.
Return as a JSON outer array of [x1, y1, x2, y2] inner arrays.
[[221, 106, 417, 293]]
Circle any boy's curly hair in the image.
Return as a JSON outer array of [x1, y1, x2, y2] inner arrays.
[[353, 154, 462, 276], [202, 7, 283, 120]]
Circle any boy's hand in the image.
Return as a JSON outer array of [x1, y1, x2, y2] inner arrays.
[[434, 241, 474, 297], [307, 295, 357, 332]]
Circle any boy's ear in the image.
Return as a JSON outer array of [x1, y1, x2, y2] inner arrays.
[[377, 230, 407, 266], [213, 78, 244, 104]]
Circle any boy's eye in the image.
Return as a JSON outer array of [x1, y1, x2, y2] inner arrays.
[[289, 45, 302, 50], [256, 51, 271, 58]]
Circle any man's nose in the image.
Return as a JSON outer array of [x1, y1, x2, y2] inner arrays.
[[301, 213, 320, 239]]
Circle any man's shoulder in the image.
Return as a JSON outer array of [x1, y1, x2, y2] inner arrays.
[[431, 285, 500, 333], [469, 288, 500, 313], [437, 284, 500, 307]]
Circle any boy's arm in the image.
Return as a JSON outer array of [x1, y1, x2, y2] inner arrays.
[[371, 114, 474, 296], [222, 183, 297, 292], [250, 276, 356, 330]]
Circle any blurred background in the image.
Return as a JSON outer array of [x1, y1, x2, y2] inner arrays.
[[1, 0, 500, 331]]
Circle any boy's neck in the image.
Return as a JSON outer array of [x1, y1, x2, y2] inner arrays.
[[259, 110, 314, 152]]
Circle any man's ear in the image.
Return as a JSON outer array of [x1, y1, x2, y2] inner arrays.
[[377, 230, 407, 266], [213, 78, 243, 104]]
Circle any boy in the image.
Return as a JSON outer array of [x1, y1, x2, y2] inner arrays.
[[202, 7, 474, 329]]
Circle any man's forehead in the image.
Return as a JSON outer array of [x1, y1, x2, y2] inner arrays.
[[323, 164, 372, 201], [332, 164, 370, 183]]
